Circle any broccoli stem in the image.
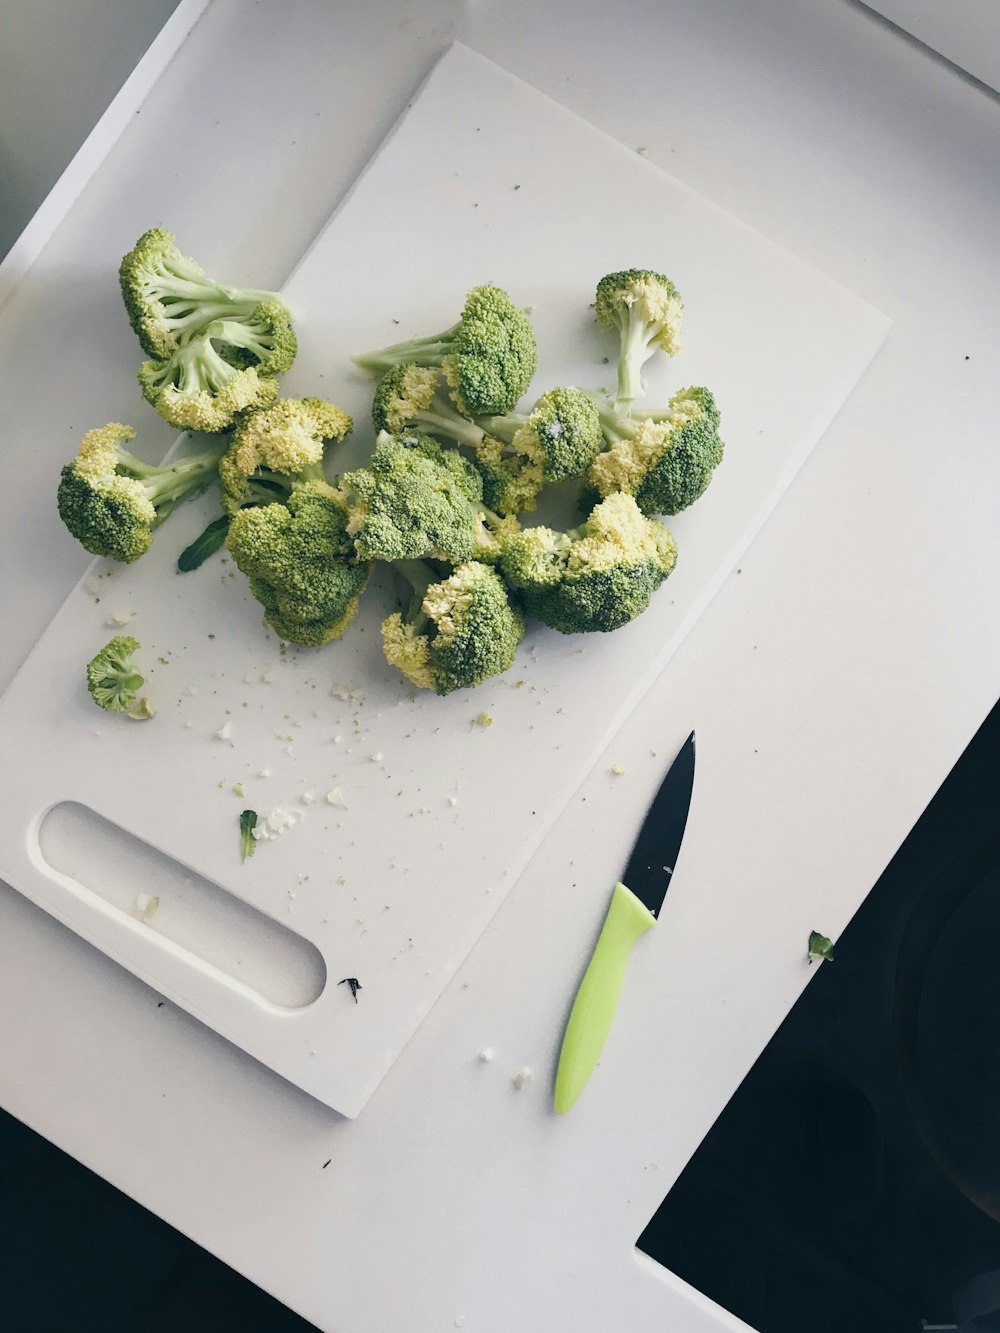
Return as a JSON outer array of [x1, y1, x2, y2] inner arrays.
[[475, 413, 529, 446], [617, 308, 659, 404], [412, 396, 487, 450], [354, 324, 460, 375], [115, 442, 227, 522], [208, 317, 277, 361], [393, 559, 437, 632]]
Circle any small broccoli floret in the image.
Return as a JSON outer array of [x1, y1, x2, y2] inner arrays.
[[86, 635, 146, 713], [355, 285, 536, 416], [499, 492, 677, 634], [57, 423, 226, 563], [119, 228, 293, 359], [226, 480, 369, 646], [381, 560, 524, 695], [582, 387, 723, 516], [371, 364, 489, 449], [471, 387, 603, 514], [343, 431, 516, 564], [218, 396, 352, 515], [595, 269, 684, 405]]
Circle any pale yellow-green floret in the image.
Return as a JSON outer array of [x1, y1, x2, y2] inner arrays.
[[381, 614, 435, 691], [232, 397, 352, 476], [586, 418, 673, 499]]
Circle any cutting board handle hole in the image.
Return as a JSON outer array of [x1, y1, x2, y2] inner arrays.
[[34, 802, 326, 1009]]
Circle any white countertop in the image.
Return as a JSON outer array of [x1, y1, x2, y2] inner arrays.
[[1, 2, 998, 1330]]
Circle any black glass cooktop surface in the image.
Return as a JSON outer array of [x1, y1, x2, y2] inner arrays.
[[638, 697, 1000, 1333]]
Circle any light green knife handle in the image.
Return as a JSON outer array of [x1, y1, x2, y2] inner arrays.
[[553, 881, 656, 1114]]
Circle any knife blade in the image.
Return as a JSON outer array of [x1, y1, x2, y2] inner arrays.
[[553, 731, 696, 1114]]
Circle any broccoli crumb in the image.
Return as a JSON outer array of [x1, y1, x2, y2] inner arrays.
[[808, 930, 835, 964], [611, 763, 626, 776], [474, 712, 493, 728], [232, 782, 245, 797]]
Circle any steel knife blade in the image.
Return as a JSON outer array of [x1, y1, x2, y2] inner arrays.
[[553, 731, 696, 1114]]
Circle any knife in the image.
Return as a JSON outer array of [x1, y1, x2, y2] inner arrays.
[[553, 731, 696, 1114]]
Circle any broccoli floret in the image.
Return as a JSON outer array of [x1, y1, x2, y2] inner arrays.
[[226, 480, 369, 646], [355, 285, 536, 416], [342, 430, 516, 564], [381, 560, 524, 695], [471, 387, 603, 514], [137, 333, 276, 433], [218, 396, 352, 515], [499, 492, 677, 634], [582, 387, 723, 516], [119, 228, 293, 359], [57, 423, 226, 563], [595, 269, 684, 405], [371, 364, 489, 449], [86, 635, 147, 713]]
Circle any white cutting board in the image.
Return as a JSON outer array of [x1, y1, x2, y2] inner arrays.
[[0, 43, 889, 1117]]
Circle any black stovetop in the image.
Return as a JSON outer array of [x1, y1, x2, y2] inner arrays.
[[638, 697, 1000, 1333]]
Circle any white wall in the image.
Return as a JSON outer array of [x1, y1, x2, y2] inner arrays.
[[0, 0, 180, 258]]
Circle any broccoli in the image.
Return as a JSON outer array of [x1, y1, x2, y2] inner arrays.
[[226, 479, 369, 646], [137, 298, 295, 433], [381, 560, 524, 695], [499, 492, 677, 634], [218, 396, 352, 515], [342, 431, 517, 564], [58, 423, 227, 563], [373, 370, 602, 516], [371, 364, 488, 448], [472, 387, 603, 514], [86, 635, 150, 715], [595, 269, 684, 405], [582, 387, 723, 516], [119, 228, 292, 360], [808, 931, 835, 964], [355, 285, 537, 416]]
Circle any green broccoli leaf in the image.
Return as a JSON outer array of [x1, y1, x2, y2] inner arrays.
[[240, 809, 258, 862], [178, 515, 231, 572]]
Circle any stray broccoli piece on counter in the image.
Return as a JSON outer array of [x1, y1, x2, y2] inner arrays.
[[343, 431, 517, 563], [499, 492, 677, 634], [582, 387, 723, 517], [595, 269, 684, 406], [58, 423, 227, 563], [86, 635, 152, 716], [227, 480, 370, 647], [219, 396, 352, 515], [119, 228, 293, 360], [808, 931, 835, 964], [355, 285, 537, 416], [381, 561, 524, 695], [239, 809, 258, 862]]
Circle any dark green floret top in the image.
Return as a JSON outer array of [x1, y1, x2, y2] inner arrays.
[[342, 430, 517, 564], [226, 480, 370, 647]]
